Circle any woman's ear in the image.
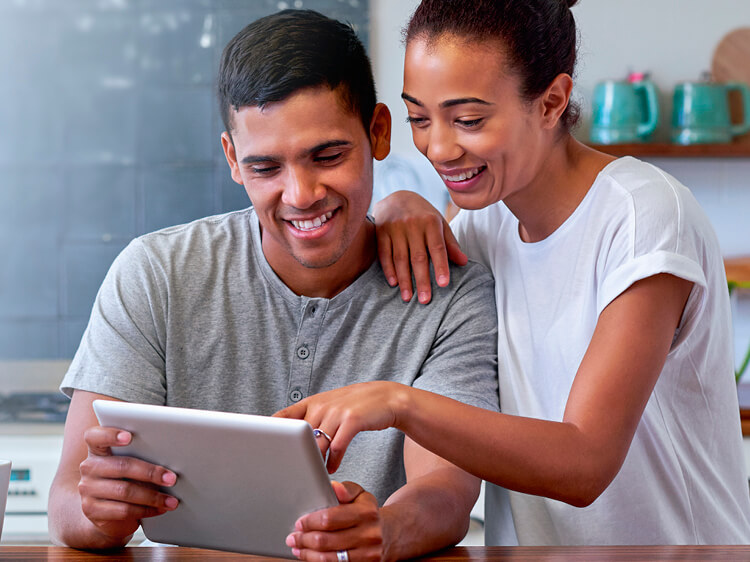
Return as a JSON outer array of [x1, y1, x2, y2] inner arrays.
[[369, 103, 392, 161], [221, 131, 244, 185], [540, 73, 573, 130]]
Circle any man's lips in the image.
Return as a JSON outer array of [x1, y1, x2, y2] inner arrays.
[[288, 210, 334, 231]]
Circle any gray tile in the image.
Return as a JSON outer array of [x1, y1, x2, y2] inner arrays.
[[63, 85, 139, 165], [62, 318, 90, 359], [0, 84, 66, 167], [57, 11, 138, 91], [138, 87, 214, 164], [137, 9, 215, 86], [0, 168, 64, 239], [64, 165, 137, 242], [0, 320, 59, 360], [0, 241, 59, 318], [217, 165, 251, 213], [141, 166, 215, 232], [61, 242, 126, 317]]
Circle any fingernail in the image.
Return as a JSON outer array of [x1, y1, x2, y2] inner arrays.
[[162, 471, 177, 485], [116, 431, 130, 444], [285, 534, 296, 547], [418, 291, 429, 303], [438, 275, 448, 286], [387, 276, 397, 286], [292, 548, 301, 558], [164, 496, 178, 509], [401, 290, 411, 301]]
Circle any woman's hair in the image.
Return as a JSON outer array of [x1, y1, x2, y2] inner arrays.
[[405, 0, 580, 132]]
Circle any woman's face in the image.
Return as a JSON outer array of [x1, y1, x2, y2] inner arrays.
[[402, 34, 547, 210]]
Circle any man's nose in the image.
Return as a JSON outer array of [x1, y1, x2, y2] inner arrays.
[[281, 168, 326, 209]]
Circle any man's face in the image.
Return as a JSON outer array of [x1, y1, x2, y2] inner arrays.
[[222, 86, 390, 285]]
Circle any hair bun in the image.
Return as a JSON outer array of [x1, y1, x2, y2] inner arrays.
[[565, 0, 579, 7]]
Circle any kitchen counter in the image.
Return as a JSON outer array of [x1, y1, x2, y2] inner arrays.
[[2, 546, 750, 561]]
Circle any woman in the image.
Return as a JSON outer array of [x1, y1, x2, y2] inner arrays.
[[277, 0, 750, 545]]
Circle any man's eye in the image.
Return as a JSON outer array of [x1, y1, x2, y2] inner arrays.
[[315, 152, 343, 163], [250, 165, 279, 174]]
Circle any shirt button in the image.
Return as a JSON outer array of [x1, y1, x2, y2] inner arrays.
[[290, 388, 303, 402], [297, 345, 310, 360]]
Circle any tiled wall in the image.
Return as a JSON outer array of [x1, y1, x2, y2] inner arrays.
[[0, 0, 369, 360]]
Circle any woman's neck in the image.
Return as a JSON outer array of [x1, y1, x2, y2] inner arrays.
[[505, 136, 616, 243]]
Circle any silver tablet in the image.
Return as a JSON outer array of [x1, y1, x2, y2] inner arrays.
[[92, 400, 338, 558]]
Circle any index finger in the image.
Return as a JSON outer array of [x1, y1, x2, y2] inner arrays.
[[83, 425, 132, 456], [273, 401, 308, 420]]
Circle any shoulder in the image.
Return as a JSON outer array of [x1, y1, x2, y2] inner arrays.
[[133, 208, 256, 264]]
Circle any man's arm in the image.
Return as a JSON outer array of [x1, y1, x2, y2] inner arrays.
[[48, 390, 178, 549], [287, 437, 479, 561]]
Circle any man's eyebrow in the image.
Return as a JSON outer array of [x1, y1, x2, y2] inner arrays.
[[401, 92, 493, 109], [240, 140, 351, 165]]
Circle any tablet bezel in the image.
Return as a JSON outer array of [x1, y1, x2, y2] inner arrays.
[[92, 399, 338, 558]]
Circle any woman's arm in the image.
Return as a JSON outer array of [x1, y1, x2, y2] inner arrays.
[[278, 273, 693, 506], [373, 190, 467, 304]]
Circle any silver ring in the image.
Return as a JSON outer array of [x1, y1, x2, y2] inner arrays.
[[336, 550, 349, 562], [313, 428, 332, 444]]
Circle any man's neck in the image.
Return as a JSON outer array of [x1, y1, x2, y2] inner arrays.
[[262, 220, 377, 299]]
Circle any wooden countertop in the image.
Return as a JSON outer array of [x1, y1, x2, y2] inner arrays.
[[726, 257, 750, 286], [2, 546, 750, 561]]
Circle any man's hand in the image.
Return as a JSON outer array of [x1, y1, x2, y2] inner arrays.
[[286, 481, 388, 562], [78, 425, 179, 541]]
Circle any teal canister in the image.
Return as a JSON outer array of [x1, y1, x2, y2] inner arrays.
[[671, 81, 750, 144], [590, 79, 659, 144]]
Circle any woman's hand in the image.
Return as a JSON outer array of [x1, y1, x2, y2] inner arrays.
[[286, 481, 388, 562], [373, 190, 467, 304], [274, 382, 410, 473]]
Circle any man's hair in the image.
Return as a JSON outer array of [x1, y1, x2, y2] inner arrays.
[[218, 9, 376, 136]]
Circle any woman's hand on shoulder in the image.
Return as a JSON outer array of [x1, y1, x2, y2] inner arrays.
[[373, 190, 467, 304]]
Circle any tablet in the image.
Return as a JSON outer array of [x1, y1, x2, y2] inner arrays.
[[92, 400, 338, 558]]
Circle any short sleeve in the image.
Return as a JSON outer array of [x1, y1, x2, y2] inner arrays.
[[60, 238, 168, 404], [596, 169, 713, 348]]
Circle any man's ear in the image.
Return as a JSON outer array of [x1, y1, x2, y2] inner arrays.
[[540, 73, 573, 130], [221, 131, 244, 185], [369, 103, 391, 161]]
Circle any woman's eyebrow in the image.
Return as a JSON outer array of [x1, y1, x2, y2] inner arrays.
[[401, 92, 493, 108]]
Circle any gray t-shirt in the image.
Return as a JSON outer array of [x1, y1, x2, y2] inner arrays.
[[61, 208, 499, 504]]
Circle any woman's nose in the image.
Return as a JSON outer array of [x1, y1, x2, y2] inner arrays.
[[423, 123, 463, 165]]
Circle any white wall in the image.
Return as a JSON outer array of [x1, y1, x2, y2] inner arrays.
[[369, 0, 750, 375]]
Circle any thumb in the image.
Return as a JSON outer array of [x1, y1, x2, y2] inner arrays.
[[331, 480, 365, 504]]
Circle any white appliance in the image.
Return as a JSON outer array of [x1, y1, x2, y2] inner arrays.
[[0, 361, 69, 542]]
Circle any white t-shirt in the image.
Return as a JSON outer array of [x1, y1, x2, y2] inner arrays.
[[451, 156, 750, 545]]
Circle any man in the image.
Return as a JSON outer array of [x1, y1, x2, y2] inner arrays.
[[48, 10, 498, 560]]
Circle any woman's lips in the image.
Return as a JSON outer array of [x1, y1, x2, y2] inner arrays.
[[439, 166, 487, 192]]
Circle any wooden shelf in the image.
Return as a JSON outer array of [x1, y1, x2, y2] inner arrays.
[[726, 257, 750, 286], [588, 142, 750, 158]]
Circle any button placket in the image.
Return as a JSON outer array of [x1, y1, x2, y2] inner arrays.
[[286, 299, 328, 405]]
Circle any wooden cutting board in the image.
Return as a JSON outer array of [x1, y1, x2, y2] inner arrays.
[[711, 27, 750, 145]]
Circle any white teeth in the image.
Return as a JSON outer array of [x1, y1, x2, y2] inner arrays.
[[440, 167, 482, 182], [291, 211, 333, 231]]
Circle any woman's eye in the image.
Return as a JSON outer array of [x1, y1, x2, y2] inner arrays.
[[405, 116, 428, 126], [457, 118, 484, 128]]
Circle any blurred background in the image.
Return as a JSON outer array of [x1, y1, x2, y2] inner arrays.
[[1, 0, 749, 545]]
